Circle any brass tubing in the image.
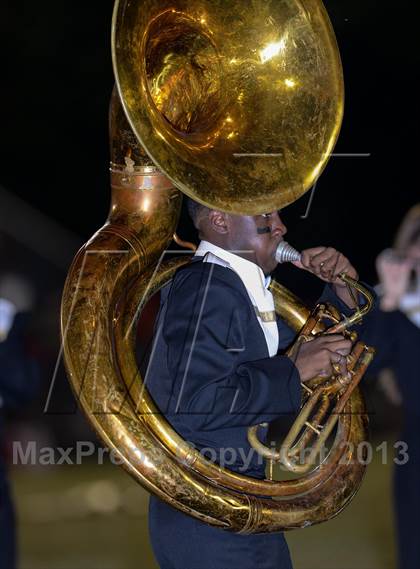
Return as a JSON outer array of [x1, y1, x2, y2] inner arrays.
[[288, 396, 331, 459], [113, 259, 368, 507], [63, 231, 367, 530]]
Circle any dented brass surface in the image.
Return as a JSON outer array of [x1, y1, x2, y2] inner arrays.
[[112, 0, 344, 214]]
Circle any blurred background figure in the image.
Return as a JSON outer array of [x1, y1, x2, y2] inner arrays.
[[364, 204, 420, 569], [0, 274, 40, 569]]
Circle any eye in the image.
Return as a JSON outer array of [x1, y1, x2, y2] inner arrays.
[[261, 213, 271, 219]]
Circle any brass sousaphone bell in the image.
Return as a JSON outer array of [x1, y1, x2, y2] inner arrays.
[[61, 0, 374, 533]]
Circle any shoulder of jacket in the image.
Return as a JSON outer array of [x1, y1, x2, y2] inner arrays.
[[171, 260, 252, 308]]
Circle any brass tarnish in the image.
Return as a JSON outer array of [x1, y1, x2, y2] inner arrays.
[[61, 1, 375, 534], [112, 0, 344, 214]]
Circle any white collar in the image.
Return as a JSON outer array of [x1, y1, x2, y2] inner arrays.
[[194, 240, 272, 301], [194, 240, 278, 356]]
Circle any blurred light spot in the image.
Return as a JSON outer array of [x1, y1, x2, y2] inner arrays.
[[285, 78, 296, 89], [142, 176, 153, 190], [85, 480, 121, 514], [260, 39, 286, 63], [142, 197, 150, 212]]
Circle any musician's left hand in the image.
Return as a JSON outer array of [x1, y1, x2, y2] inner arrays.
[[292, 247, 359, 307]]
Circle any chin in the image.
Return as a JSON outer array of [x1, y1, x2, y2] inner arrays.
[[263, 261, 277, 276]]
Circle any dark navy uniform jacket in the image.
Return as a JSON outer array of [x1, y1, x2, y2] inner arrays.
[[360, 307, 420, 569], [144, 257, 356, 478]]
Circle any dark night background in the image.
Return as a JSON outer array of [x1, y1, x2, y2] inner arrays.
[[1, 0, 419, 293]]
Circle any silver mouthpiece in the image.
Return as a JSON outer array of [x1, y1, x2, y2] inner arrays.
[[275, 241, 302, 264]]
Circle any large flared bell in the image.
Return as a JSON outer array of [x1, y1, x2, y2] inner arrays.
[[113, 0, 344, 214]]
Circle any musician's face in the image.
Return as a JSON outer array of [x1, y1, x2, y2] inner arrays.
[[227, 211, 287, 275]]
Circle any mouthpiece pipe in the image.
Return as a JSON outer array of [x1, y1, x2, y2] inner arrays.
[[275, 241, 302, 264], [275, 241, 374, 329]]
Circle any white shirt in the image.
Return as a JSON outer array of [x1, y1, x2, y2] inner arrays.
[[399, 278, 420, 328], [194, 241, 279, 356]]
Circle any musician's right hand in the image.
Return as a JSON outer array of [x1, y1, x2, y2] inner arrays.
[[291, 335, 352, 382]]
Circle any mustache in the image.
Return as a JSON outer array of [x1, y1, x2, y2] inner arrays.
[[257, 226, 271, 235]]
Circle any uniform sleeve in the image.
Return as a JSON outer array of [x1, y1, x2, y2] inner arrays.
[[162, 265, 301, 431]]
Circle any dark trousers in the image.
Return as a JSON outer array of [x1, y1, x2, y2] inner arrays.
[[0, 477, 16, 569], [394, 433, 420, 569], [149, 496, 293, 569]]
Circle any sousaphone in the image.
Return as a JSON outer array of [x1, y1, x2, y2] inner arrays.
[[61, 0, 374, 533]]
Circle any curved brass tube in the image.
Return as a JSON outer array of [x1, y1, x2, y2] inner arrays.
[[112, 255, 370, 525], [63, 205, 369, 531]]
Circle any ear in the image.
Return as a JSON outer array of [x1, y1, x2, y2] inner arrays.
[[208, 210, 229, 234]]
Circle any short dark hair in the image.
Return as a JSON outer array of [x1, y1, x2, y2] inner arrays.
[[186, 197, 209, 228]]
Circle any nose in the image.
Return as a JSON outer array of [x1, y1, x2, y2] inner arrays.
[[270, 211, 287, 238]]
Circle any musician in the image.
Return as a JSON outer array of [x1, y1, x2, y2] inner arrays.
[[362, 204, 420, 569], [144, 199, 364, 569]]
